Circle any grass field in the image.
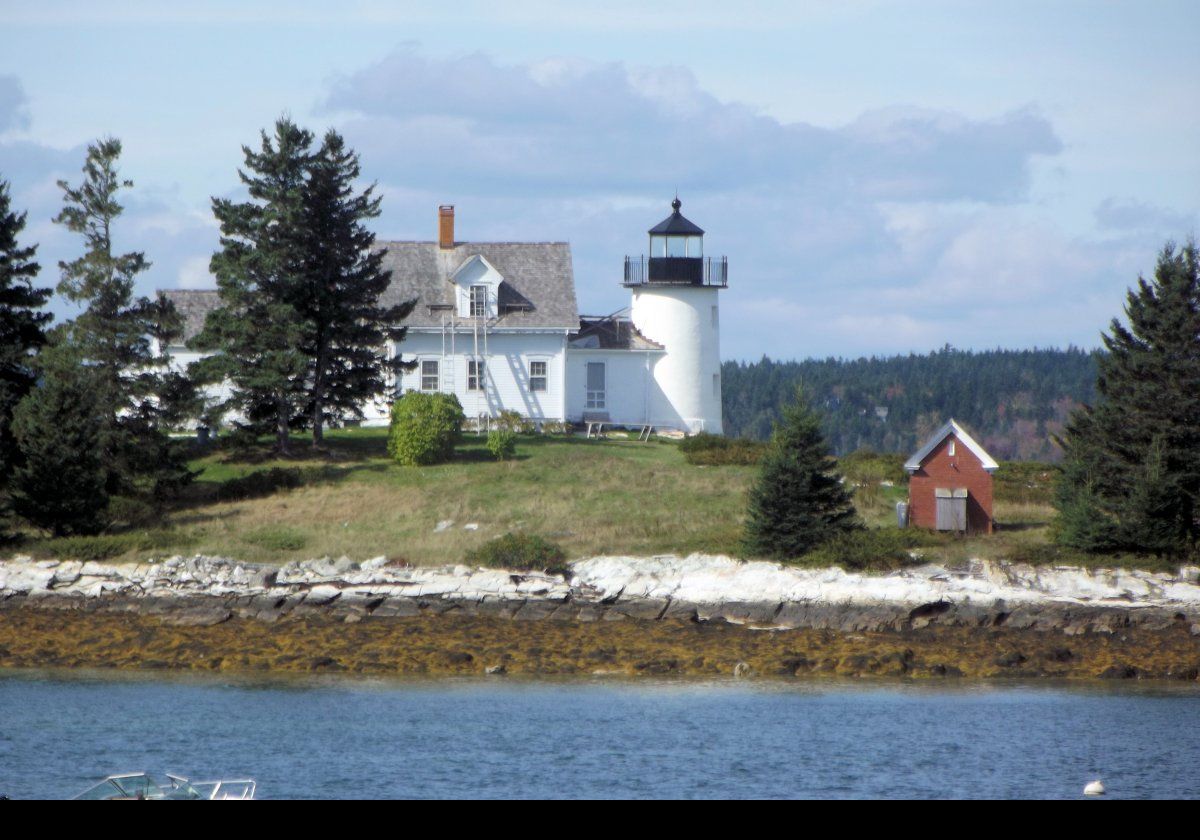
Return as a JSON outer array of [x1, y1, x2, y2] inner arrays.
[[8, 428, 1180, 572]]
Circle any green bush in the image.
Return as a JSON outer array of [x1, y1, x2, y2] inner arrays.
[[494, 410, 535, 434], [540, 420, 573, 435], [487, 429, 517, 460], [242, 526, 308, 552], [790, 528, 940, 572], [387, 391, 465, 466], [678, 433, 767, 466], [466, 532, 569, 576]]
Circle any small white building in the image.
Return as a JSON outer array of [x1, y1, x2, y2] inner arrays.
[[161, 199, 727, 434]]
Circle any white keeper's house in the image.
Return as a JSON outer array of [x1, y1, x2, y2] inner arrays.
[[162, 199, 727, 434]]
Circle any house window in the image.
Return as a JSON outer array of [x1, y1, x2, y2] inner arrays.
[[469, 285, 488, 318], [711, 305, 719, 329], [713, 373, 720, 399], [420, 360, 440, 392], [468, 359, 485, 391], [948, 440, 956, 456], [529, 360, 547, 392], [585, 362, 605, 409]]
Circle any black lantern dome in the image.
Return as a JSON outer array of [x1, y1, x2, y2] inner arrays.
[[624, 198, 727, 287]]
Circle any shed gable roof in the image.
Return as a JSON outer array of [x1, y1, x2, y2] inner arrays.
[[904, 419, 999, 473]]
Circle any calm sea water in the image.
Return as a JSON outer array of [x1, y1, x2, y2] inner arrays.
[[1, 669, 1197, 799]]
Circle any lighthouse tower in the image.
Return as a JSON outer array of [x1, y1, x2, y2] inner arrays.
[[625, 198, 727, 434]]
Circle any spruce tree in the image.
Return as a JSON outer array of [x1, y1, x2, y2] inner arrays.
[[11, 346, 109, 536], [1055, 241, 1200, 556], [743, 388, 860, 558], [298, 129, 414, 445], [0, 179, 52, 517], [192, 118, 313, 453], [53, 138, 193, 500]]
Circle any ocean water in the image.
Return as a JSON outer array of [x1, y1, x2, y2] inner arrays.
[[1, 669, 1197, 799]]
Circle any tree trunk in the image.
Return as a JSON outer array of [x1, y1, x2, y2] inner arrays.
[[276, 394, 290, 454], [311, 338, 327, 448]]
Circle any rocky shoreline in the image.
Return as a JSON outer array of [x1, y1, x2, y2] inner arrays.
[[2, 554, 1199, 680]]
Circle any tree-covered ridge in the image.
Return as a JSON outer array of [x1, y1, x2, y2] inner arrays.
[[722, 347, 1099, 460]]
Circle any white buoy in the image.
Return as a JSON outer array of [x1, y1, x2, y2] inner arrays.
[[1083, 780, 1106, 796]]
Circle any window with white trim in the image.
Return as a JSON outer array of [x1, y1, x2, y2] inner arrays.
[[467, 359, 485, 391], [529, 360, 547, 392], [469, 285, 488, 318], [420, 360, 440, 392], [948, 440, 956, 457], [585, 362, 605, 409]]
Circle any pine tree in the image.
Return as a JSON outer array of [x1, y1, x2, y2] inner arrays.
[[743, 388, 860, 558], [53, 138, 193, 500], [0, 179, 52, 515], [298, 129, 414, 445], [1055, 241, 1200, 556], [192, 118, 313, 453], [11, 346, 109, 536]]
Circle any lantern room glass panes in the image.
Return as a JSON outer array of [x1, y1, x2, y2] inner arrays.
[[650, 234, 703, 258]]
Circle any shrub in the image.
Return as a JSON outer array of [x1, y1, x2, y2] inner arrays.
[[466, 532, 569, 576], [487, 429, 517, 461], [789, 528, 939, 572], [387, 391, 465, 466], [242, 526, 308, 552], [494, 410, 535, 434], [541, 420, 573, 436], [679, 433, 767, 466]]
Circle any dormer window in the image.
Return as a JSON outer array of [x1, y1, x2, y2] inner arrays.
[[469, 285, 488, 318]]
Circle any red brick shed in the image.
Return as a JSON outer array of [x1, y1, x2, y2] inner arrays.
[[904, 419, 998, 534]]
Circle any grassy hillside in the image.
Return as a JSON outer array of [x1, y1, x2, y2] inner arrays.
[[9, 428, 1174, 572]]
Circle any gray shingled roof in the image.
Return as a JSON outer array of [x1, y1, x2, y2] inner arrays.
[[378, 241, 578, 329], [161, 240, 579, 342], [161, 289, 221, 343], [571, 315, 664, 351]]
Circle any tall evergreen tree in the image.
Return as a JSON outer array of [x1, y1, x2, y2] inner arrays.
[[0, 179, 52, 514], [743, 388, 860, 558], [53, 138, 192, 500], [298, 129, 414, 445], [11, 345, 109, 536], [191, 118, 313, 453], [1055, 241, 1200, 556]]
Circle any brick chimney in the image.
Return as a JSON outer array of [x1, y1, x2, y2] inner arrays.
[[438, 205, 455, 249]]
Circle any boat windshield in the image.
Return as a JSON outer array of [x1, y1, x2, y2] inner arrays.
[[73, 773, 165, 800]]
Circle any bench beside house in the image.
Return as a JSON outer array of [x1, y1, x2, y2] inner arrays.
[[903, 419, 998, 534]]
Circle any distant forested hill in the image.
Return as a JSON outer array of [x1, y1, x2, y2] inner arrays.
[[721, 347, 1099, 461]]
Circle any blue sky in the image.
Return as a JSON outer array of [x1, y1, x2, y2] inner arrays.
[[2, 1, 1197, 360]]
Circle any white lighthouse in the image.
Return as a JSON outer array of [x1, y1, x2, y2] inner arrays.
[[626, 198, 727, 434]]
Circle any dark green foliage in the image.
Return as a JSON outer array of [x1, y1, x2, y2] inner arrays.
[[298, 130, 415, 444], [793, 528, 939, 572], [466, 532, 569, 576], [10, 351, 108, 536], [192, 119, 312, 452], [678, 433, 767, 465], [486, 428, 517, 461], [0, 179, 52, 529], [193, 119, 414, 450], [721, 347, 1098, 460], [51, 138, 194, 502], [387, 391, 465, 465], [1055, 242, 1200, 557], [743, 389, 861, 558]]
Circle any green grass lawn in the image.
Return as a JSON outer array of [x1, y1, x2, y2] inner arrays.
[[8, 429, 1182, 572]]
